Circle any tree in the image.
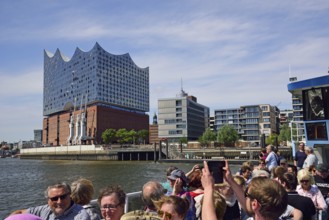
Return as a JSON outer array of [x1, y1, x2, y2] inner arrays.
[[128, 129, 137, 145], [101, 128, 116, 145], [116, 128, 129, 146], [137, 129, 149, 144], [265, 134, 279, 146], [199, 128, 216, 147], [217, 124, 239, 147], [278, 124, 291, 144]]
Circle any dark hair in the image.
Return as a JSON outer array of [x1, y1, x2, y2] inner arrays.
[[166, 166, 178, 176], [188, 170, 202, 189], [280, 172, 298, 191], [98, 185, 126, 206]]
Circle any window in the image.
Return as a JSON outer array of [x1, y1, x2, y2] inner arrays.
[[306, 122, 328, 140]]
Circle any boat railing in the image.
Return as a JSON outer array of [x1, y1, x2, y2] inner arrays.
[[90, 191, 142, 214]]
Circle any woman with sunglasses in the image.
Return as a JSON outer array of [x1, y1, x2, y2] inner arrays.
[[154, 195, 189, 220], [296, 169, 327, 211]]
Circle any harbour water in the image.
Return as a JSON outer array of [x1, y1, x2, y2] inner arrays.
[[0, 158, 239, 219]]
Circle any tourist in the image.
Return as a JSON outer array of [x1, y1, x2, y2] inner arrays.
[[302, 147, 318, 169], [185, 169, 203, 199], [11, 182, 90, 219], [202, 160, 288, 220], [279, 158, 288, 171], [194, 189, 226, 220], [240, 165, 252, 182], [265, 145, 278, 172], [287, 164, 298, 176], [294, 142, 307, 170], [98, 185, 126, 220], [279, 172, 316, 219], [216, 182, 240, 220], [142, 181, 166, 212], [154, 195, 189, 220], [162, 165, 178, 194], [296, 169, 327, 211], [314, 164, 329, 202], [71, 178, 101, 220], [167, 169, 196, 220]]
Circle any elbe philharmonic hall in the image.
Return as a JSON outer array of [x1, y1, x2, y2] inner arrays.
[[43, 43, 149, 146]]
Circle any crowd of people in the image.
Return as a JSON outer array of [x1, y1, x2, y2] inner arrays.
[[5, 142, 329, 220]]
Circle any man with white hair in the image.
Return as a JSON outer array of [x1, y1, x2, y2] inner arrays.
[[303, 146, 318, 169]]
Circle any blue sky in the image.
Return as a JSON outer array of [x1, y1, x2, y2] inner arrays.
[[1, 0, 329, 142]]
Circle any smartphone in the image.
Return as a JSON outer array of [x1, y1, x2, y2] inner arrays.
[[207, 160, 225, 183]]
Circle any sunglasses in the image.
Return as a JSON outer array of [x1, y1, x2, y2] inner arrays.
[[158, 210, 172, 220], [300, 179, 309, 183], [48, 193, 70, 202]]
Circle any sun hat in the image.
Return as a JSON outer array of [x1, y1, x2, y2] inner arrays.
[[5, 214, 42, 220]]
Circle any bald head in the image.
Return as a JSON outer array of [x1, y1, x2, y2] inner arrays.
[[142, 181, 166, 211]]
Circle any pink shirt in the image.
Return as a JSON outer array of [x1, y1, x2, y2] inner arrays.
[[296, 185, 327, 211]]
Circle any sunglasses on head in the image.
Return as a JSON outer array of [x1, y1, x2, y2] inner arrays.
[[158, 210, 172, 220], [48, 192, 70, 202]]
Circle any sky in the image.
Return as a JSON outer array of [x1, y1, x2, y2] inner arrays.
[[1, 0, 329, 142]]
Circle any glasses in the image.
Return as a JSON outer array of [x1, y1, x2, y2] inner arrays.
[[158, 210, 172, 220], [300, 179, 309, 183], [101, 203, 121, 211], [48, 193, 70, 202]]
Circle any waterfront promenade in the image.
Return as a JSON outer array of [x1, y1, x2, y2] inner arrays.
[[20, 144, 293, 162]]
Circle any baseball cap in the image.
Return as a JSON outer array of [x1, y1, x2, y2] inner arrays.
[[167, 169, 189, 185]]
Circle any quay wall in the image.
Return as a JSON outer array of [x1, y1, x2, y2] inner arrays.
[[20, 145, 293, 162]]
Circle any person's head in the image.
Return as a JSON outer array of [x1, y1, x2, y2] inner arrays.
[[240, 165, 252, 180], [266, 145, 274, 153], [279, 172, 298, 191], [233, 175, 246, 188], [287, 164, 297, 176], [315, 164, 329, 178], [215, 182, 234, 202], [252, 169, 270, 178], [279, 159, 288, 169], [167, 169, 188, 188], [299, 142, 305, 151], [70, 178, 94, 205], [258, 159, 266, 168], [297, 169, 315, 190], [98, 185, 126, 220], [244, 177, 288, 220], [142, 181, 166, 211], [304, 146, 313, 155], [155, 195, 189, 220], [188, 170, 202, 190], [45, 182, 72, 216], [272, 166, 286, 180], [242, 161, 254, 170], [166, 166, 178, 176]]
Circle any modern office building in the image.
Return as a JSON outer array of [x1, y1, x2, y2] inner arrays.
[[158, 89, 209, 142], [279, 109, 294, 126], [42, 43, 149, 146], [33, 129, 43, 143], [214, 104, 279, 145], [289, 76, 305, 143]]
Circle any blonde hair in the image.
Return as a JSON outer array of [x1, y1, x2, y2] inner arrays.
[[297, 169, 315, 185], [71, 178, 94, 205]]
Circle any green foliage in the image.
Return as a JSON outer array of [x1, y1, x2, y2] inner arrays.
[[179, 137, 188, 144], [116, 128, 130, 146], [199, 128, 216, 147], [217, 124, 239, 147], [137, 129, 149, 144], [265, 134, 278, 146], [101, 128, 116, 144], [278, 124, 291, 143]]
